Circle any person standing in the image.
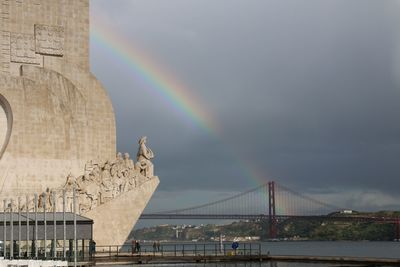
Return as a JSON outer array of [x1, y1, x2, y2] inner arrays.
[[136, 240, 141, 254], [152, 241, 157, 254], [89, 240, 96, 259], [131, 239, 136, 254], [231, 241, 239, 255]]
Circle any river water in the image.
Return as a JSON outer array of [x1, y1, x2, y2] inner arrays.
[[260, 241, 400, 258], [113, 241, 400, 267]]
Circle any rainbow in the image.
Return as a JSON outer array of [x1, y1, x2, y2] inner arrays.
[[91, 16, 217, 134], [91, 12, 293, 214]]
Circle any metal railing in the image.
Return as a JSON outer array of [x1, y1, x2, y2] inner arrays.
[[0, 244, 87, 261], [1, 189, 81, 264], [93, 242, 262, 258], [1, 241, 262, 262]]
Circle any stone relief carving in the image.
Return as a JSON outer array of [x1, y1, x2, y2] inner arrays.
[[10, 33, 41, 64], [34, 24, 64, 56], [6, 24, 64, 67]]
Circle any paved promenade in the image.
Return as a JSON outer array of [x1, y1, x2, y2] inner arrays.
[[91, 254, 400, 266]]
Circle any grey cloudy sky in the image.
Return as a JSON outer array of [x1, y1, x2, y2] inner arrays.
[[90, 0, 400, 213]]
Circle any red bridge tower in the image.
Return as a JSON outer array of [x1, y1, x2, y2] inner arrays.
[[268, 181, 277, 239]]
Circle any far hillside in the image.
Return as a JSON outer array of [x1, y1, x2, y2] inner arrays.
[[130, 211, 400, 242]]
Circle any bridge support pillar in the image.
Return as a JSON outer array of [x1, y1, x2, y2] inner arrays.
[[268, 181, 277, 239]]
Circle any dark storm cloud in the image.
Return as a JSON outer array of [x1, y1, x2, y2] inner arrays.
[[91, 0, 400, 210]]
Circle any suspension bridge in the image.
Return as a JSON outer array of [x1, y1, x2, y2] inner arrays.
[[140, 182, 400, 239]]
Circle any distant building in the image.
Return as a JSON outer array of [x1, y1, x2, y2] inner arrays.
[[341, 210, 354, 214]]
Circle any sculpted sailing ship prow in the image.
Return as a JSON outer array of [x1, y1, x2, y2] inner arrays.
[[36, 137, 156, 215]]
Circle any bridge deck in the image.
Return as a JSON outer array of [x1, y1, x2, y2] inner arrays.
[[140, 213, 400, 223]]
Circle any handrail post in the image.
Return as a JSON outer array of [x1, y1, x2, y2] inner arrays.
[[174, 244, 176, 256], [203, 244, 205, 256], [109, 246, 111, 259], [73, 188, 77, 267], [52, 192, 56, 259], [26, 195, 29, 259], [34, 194, 38, 260], [194, 244, 197, 256], [10, 199, 14, 259], [63, 189, 66, 260], [3, 199, 7, 259], [214, 243, 217, 256], [18, 197, 21, 259], [44, 192, 47, 260]]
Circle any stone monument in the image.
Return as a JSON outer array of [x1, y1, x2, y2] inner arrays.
[[0, 0, 159, 246]]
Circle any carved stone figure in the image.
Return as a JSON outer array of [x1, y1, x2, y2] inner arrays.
[[79, 190, 92, 214], [3, 200, 17, 212], [136, 136, 155, 178], [21, 196, 35, 212], [63, 174, 76, 212], [64, 173, 76, 190], [84, 160, 95, 176], [100, 161, 113, 204], [38, 188, 52, 211], [116, 152, 123, 163], [124, 153, 134, 169], [82, 173, 100, 210]]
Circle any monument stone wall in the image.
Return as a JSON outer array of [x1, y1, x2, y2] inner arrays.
[[0, 0, 159, 245], [0, 0, 116, 196]]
